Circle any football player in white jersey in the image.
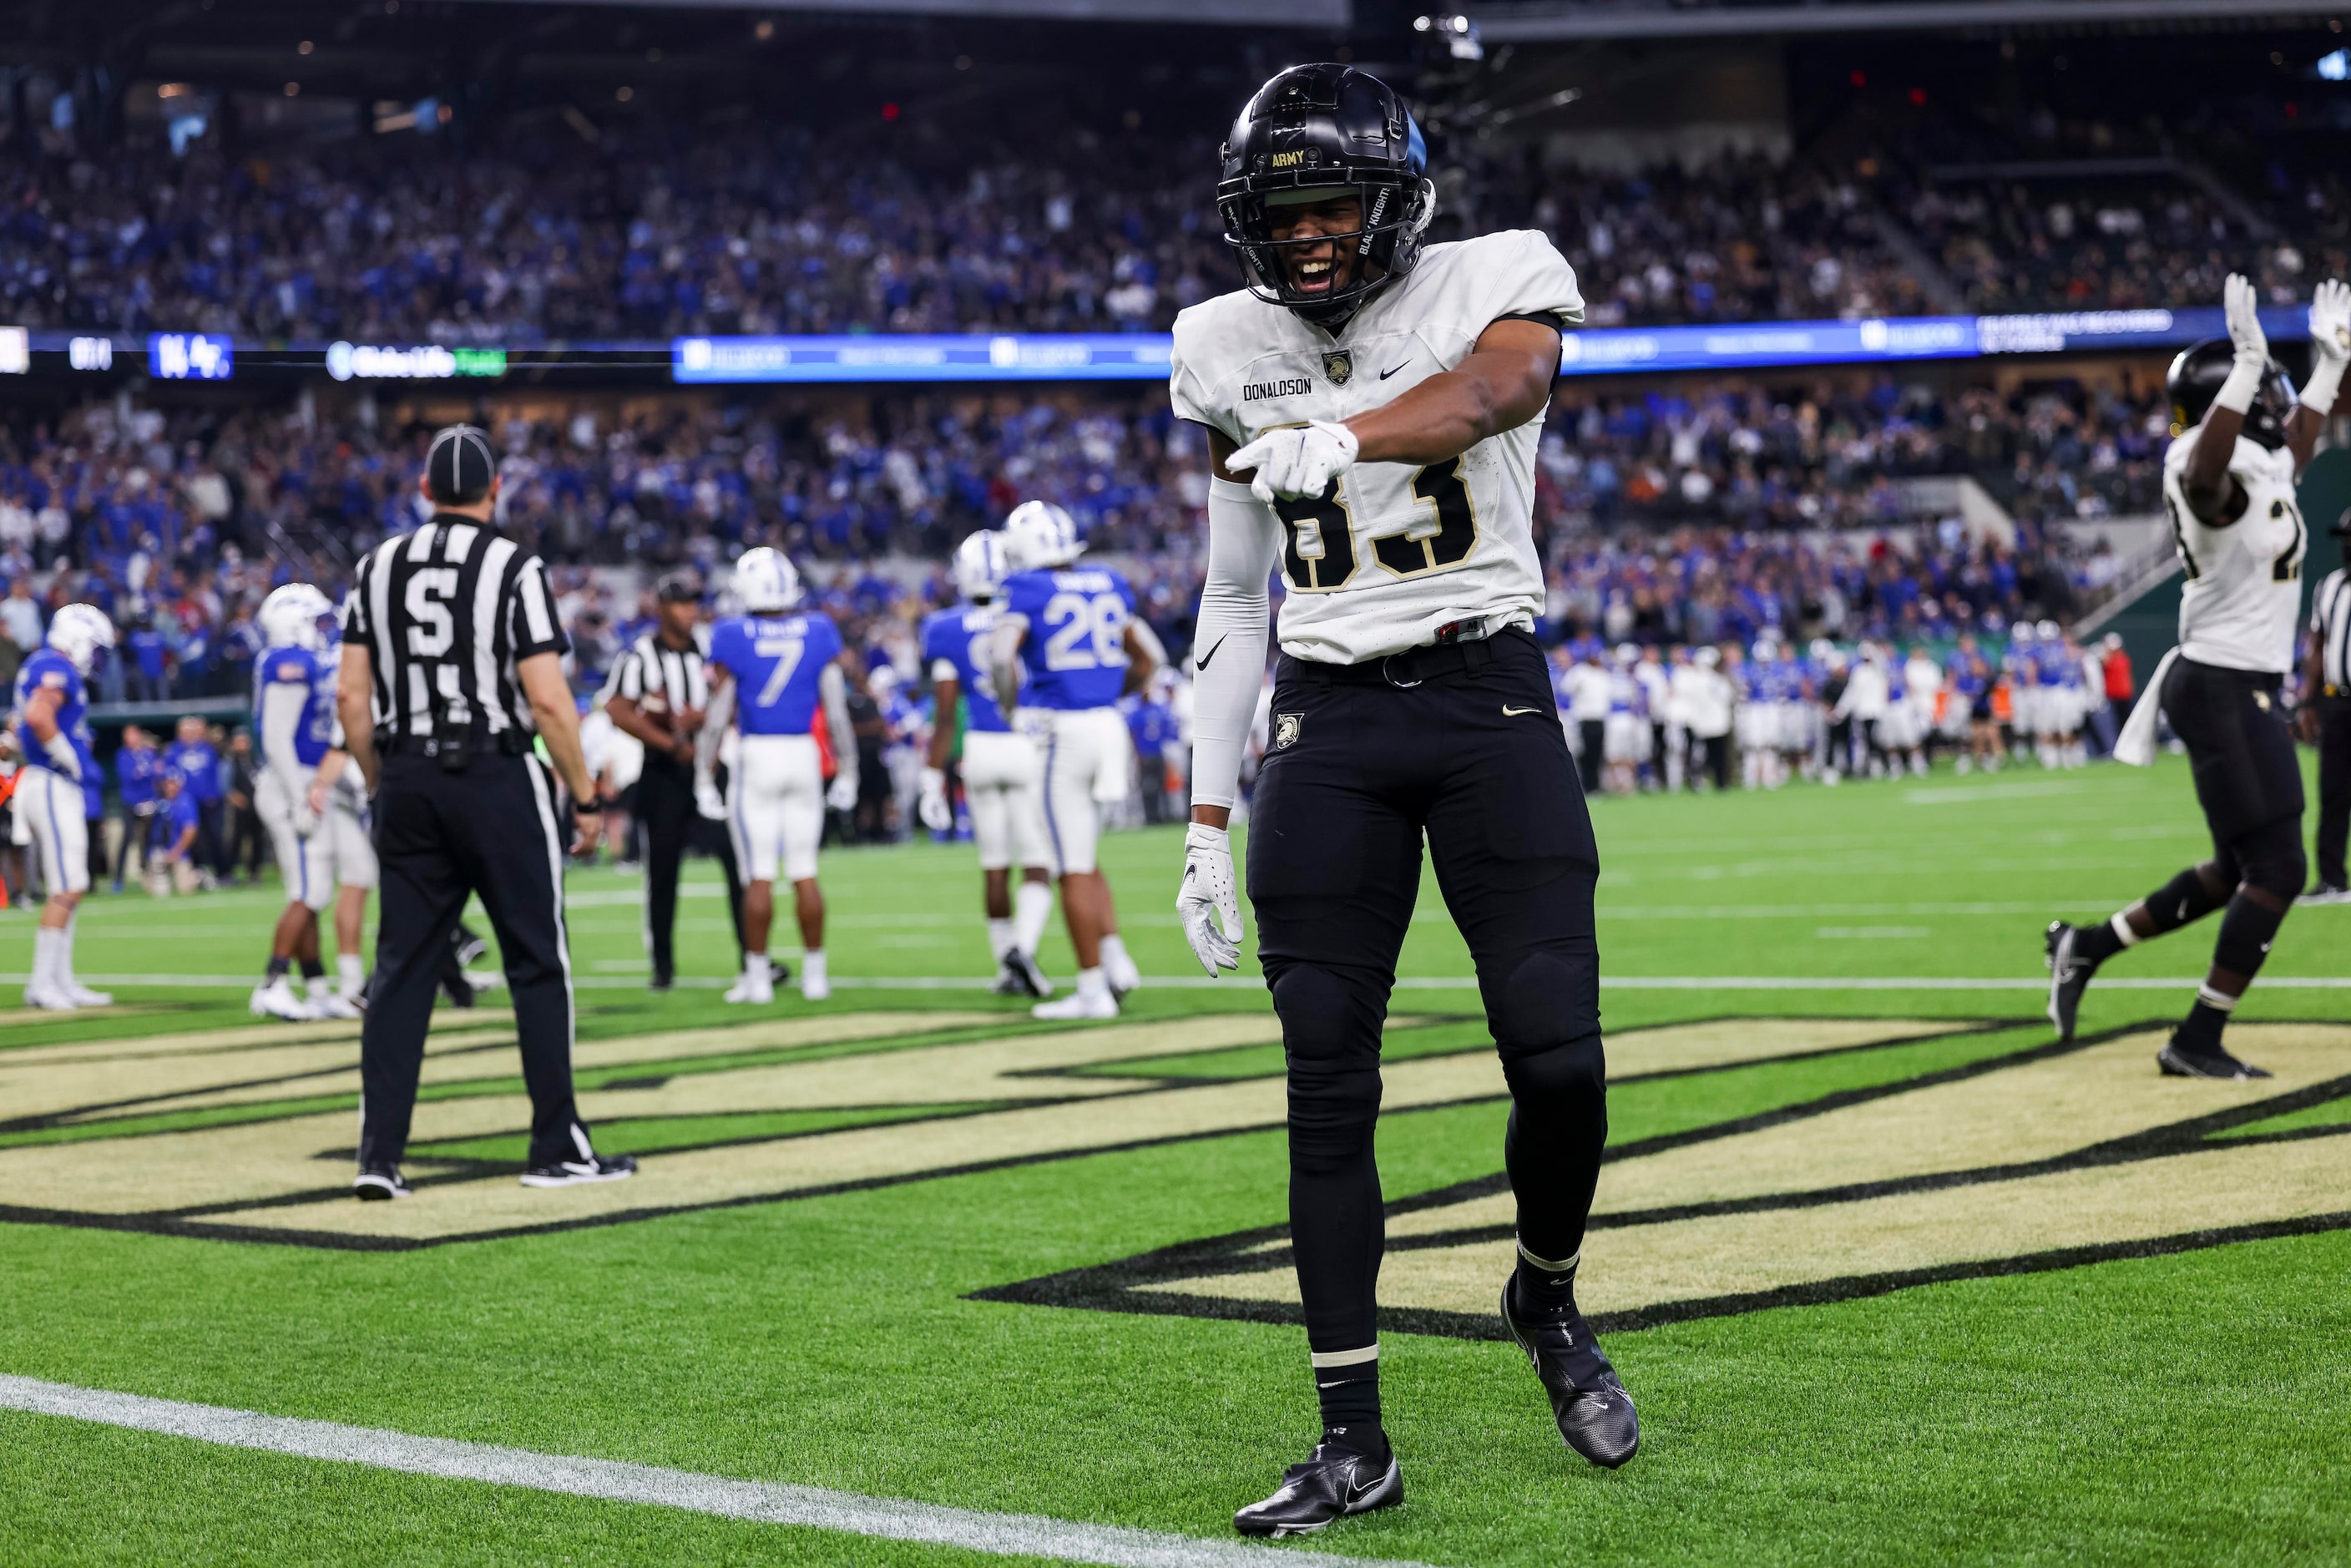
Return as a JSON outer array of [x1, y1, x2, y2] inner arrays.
[[1168, 63, 1633, 1535], [2047, 273, 2348, 1077]]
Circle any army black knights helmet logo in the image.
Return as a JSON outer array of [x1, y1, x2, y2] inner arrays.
[[1322, 350, 1353, 386]]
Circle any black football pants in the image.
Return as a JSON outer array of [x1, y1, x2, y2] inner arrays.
[[1248, 630, 1608, 1361], [358, 751, 587, 1171], [637, 755, 746, 985]]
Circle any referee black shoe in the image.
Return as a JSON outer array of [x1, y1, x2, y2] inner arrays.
[[2044, 921, 2100, 1042], [1500, 1277, 1641, 1469], [353, 1166, 412, 1201], [2156, 1039, 2273, 1080], [1231, 1438, 1402, 1537], [520, 1152, 639, 1188]]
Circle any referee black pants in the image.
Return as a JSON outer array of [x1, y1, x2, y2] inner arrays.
[[2317, 697, 2351, 889], [1248, 630, 1608, 1360], [636, 756, 746, 985], [358, 751, 586, 1171]]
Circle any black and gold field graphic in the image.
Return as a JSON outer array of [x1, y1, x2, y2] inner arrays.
[[4, 1010, 2348, 1331]]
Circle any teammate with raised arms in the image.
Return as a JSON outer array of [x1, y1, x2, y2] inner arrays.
[[919, 529, 1056, 998], [2048, 276, 2349, 1077], [1170, 62, 1636, 1536], [12, 602, 114, 1009], [700, 547, 860, 1004], [989, 501, 1161, 1021]]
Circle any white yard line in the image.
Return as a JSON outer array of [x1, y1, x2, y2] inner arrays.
[[0, 1374, 1424, 1568]]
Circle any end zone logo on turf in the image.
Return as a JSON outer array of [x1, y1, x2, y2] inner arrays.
[[3, 1012, 2346, 1331]]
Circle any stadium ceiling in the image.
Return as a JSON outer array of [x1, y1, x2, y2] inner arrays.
[[1471, 0, 2351, 42], [442, 0, 1352, 21]]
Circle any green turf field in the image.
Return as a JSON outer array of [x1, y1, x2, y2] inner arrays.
[[3, 754, 2348, 1565]]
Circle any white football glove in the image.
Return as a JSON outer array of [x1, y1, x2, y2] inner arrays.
[[826, 771, 860, 813], [2224, 272, 2268, 367], [694, 777, 726, 822], [291, 802, 320, 839], [1228, 420, 1360, 504], [1176, 822, 1243, 978], [2310, 278, 2351, 364], [917, 766, 953, 832], [42, 731, 83, 781]]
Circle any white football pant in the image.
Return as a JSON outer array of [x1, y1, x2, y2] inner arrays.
[[961, 728, 1051, 873], [730, 732, 826, 883]]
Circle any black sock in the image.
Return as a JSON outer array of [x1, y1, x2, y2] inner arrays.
[[1314, 1360, 1383, 1454], [2073, 917, 2126, 964], [2173, 998, 2232, 1055], [299, 958, 326, 982], [265, 956, 291, 983], [1514, 1247, 1580, 1314]]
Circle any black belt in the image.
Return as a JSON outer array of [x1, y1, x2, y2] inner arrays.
[[387, 731, 533, 758], [1287, 623, 1533, 690]]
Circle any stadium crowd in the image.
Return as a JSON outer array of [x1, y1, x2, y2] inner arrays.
[[4, 91, 2342, 342]]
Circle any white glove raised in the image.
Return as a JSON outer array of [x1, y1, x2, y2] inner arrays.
[[2225, 272, 2268, 365], [1227, 420, 1360, 504], [2312, 277, 2351, 365], [826, 771, 860, 813], [917, 766, 953, 832], [1175, 822, 1244, 977]]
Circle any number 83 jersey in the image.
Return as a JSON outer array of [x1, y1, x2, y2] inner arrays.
[[2162, 426, 2304, 675], [1170, 230, 1584, 665]]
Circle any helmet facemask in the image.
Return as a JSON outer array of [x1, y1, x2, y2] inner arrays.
[[1221, 178, 1435, 322]]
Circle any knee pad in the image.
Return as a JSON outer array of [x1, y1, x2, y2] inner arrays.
[[1271, 963, 1385, 1171], [1486, 949, 1599, 1062], [1500, 1031, 1606, 1104], [2233, 815, 2307, 903]]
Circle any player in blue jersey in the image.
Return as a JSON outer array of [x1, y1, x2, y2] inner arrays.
[[12, 602, 115, 1009], [246, 583, 367, 1021], [919, 529, 1058, 999], [989, 502, 1165, 1020], [700, 546, 861, 1004]]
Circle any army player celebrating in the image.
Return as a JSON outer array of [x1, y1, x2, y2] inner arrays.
[[2047, 274, 2349, 1076], [1170, 64, 1632, 1536]]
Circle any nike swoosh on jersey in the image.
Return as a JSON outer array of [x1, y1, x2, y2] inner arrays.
[[1380, 360, 1409, 379], [1196, 635, 1229, 670], [1503, 704, 1544, 716]]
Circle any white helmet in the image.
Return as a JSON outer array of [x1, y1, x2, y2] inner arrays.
[[2035, 619, 2060, 640], [952, 530, 1009, 602], [1000, 500, 1082, 572], [2011, 622, 2037, 645], [734, 547, 802, 614], [46, 602, 116, 675], [1753, 636, 1780, 663], [259, 583, 335, 652]]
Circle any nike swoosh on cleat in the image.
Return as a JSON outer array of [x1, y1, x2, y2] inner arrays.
[[1503, 704, 1543, 716], [1195, 635, 1229, 670]]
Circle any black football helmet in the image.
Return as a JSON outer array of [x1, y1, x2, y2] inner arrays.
[[2166, 336, 2297, 450], [1216, 63, 1435, 323]]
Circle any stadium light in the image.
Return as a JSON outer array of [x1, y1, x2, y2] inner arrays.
[[2320, 49, 2348, 81]]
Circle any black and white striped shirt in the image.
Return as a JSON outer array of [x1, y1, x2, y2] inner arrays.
[[2313, 568, 2351, 695], [341, 514, 569, 740], [599, 630, 711, 721]]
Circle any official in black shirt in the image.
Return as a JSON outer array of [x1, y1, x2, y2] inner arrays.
[[336, 423, 633, 1199], [600, 573, 749, 990]]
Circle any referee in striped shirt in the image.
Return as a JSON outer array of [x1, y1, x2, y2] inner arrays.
[[335, 424, 634, 1198], [2302, 546, 2351, 902], [601, 573, 749, 991]]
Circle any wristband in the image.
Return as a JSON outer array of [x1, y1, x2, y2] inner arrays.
[[2214, 354, 2267, 416], [2302, 355, 2346, 420]]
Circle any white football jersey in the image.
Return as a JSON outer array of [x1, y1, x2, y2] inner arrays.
[[2162, 427, 2304, 674], [1170, 230, 1584, 664]]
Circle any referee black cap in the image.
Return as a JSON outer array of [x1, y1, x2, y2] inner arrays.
[[654, 570, 703, 604], [424, 423, 498, 505]]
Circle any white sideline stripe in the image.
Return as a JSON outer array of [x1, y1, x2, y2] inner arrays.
[[0, 1375, 1426, 1568], [13, 972, 2351, 994]]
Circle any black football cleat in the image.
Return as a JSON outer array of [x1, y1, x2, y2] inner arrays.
[[2044, 921, 2100, 1042], [1500, 1277, 1640, 1469], [2156, 1039, 2273, 1080], [1232, 1440, 1402, 1538], [520, 1152, 639, 1188], [353, 1166, 412, 1201], [994, 950, 1050, 999]]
